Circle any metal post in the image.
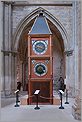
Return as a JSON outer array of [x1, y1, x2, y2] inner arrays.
[[14, 90, 19, 107], [34, 94, 40, 110], [34, 90, 40, 110], [59, 92, 64, 109], [65, 89, 69, 104]]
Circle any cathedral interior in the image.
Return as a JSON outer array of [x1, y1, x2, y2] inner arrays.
[[0, 0, 81, 121]]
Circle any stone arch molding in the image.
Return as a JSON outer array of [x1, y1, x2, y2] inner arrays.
[[13, 7, 68, 51]]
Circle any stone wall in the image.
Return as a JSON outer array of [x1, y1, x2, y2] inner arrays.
[[0, 1, 72, 95], [11, 1, 74, 95], [0, 0, 81, 100], [0, 0, 81, 120], [53, 36, 64, 90], [72, 1, 81, 120], [12, 3, 73, 50]]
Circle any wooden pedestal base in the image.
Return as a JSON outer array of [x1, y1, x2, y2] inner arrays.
[[20, 95, 28, 105], [20, 95, 60, 105], [53, 96, 60, 105]]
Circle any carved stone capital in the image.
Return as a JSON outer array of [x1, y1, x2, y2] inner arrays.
[[64, 50, 73, 56]]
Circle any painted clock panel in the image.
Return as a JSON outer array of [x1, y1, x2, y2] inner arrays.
[[30, 59, 51, 78], [30, 38, 50, 56]]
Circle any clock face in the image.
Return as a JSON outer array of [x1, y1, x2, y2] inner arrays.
[[34, 63, 47, 76], [32, 40, 48, 55]]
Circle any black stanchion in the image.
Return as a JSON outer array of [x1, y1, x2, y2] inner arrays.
[[34, 94, 40, 110], [59, 90, 64, 109], [14, 90, 20, 107], [65, 89, 69, 104], [34, 90, 40, 110]]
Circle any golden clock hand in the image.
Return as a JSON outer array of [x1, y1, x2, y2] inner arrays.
[[36, 45, 44, 49]]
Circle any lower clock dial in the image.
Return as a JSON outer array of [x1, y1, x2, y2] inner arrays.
[[34, 63, 47, 76]]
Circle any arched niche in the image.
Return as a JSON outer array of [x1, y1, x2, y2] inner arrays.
[[12, 7, 68, 51], [15, 7, 66, 91]]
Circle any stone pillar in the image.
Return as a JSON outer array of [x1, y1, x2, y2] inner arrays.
[[1, 2, 13, 96], [8, 3, 12, 95], [14, 55, 17, 90], [72, 1, 81, 120], [4, 54, 11, 95], [72, 92, 81, 120], [11, 53, 17, 94], [1, 1, 5, 96], [65, 50, 75, 97], [73, 1, 79, 96]]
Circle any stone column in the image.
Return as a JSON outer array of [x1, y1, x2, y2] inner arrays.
[[8, 3, 12, 95], [2, 2, 13, 96], [1, 1, 5, 96], [14, 55, 17, 90], [65, 50, 74, 97], [68, 55, 75, 97], [11, 53, 17, 94], [4, 54, 11, 95], [72, 1, 81, 120]]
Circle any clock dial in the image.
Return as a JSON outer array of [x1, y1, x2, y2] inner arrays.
[[32, 40, 48, 54], [34, 63, 47, 76]]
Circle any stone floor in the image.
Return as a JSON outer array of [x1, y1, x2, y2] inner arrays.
[[0, 95, 81, 122]]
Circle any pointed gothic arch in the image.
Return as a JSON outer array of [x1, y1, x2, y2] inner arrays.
[[14, 7, 66, 92], [13, 7, 68, 51]]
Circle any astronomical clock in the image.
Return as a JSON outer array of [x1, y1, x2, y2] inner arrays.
[[28, 13, 53, 104], [32, 39, 48, 55]]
